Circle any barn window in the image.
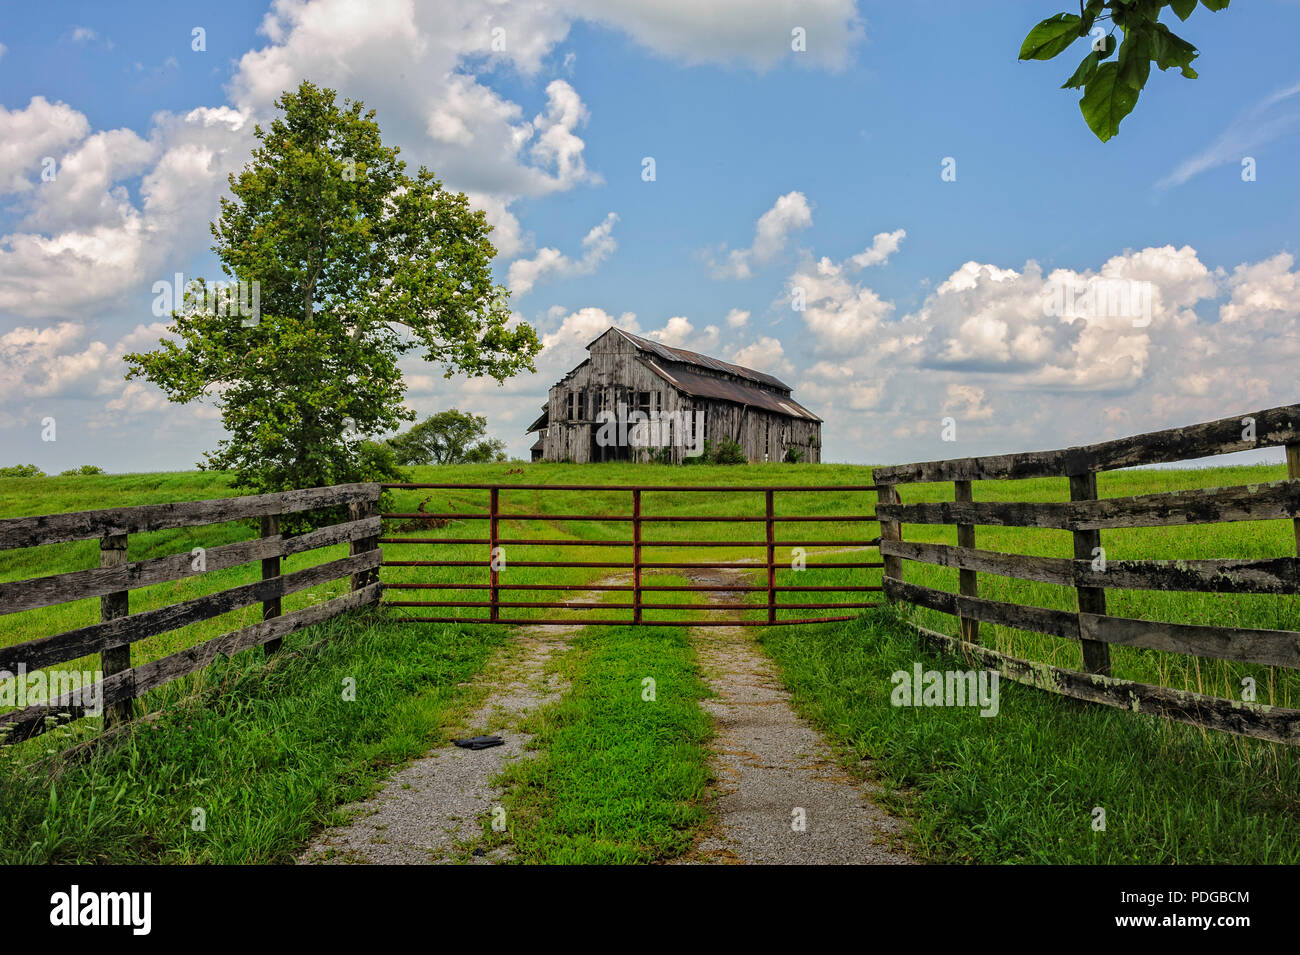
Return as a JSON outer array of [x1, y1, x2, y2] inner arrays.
[[636, 391, 652, 416]]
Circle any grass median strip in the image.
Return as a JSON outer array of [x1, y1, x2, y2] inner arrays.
[[760, 606, 1300, 864], [487, 577, 713, 864]]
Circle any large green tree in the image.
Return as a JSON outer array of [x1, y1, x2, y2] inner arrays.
[[126, 81, 539, 500], [1020, 0, 1230, 141]]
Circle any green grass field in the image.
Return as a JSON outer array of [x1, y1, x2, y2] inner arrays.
[[1, 458, 1297, 863]]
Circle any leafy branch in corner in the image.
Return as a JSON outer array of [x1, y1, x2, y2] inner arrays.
[[1019, 0, 1230, 142]]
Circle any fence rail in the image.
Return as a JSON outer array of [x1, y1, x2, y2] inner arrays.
[[876, 401, 1300, 745], [0, 484, 382, 744], [872, 403, 1300, 483], [379, 483, 881, 627]]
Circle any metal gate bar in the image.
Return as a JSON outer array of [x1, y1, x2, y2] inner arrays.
[[379, 483, 881, 626]]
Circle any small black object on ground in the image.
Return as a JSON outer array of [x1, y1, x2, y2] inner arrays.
[[453, 735, 505, 750]]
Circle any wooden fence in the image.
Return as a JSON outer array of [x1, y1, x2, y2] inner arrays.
[[8, 403, 1300, 748], [873, 402, 1300, 745], [0, 483, 383, 744]]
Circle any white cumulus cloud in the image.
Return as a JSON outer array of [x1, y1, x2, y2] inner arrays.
[[710, 191, 813, 279], [508, 212, 618, 296]]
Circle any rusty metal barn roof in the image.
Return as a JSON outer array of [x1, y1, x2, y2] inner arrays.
[[637, 358, 821, 422], [599, 327, 793, 392]]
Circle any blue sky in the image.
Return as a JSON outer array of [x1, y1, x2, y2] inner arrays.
[[1, 0, 1298, 471]]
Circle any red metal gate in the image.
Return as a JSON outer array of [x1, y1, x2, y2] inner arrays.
[[378, 483, 882, 626]]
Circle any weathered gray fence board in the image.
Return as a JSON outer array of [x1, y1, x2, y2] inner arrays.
[[876, 481, 1300, 531], [880, 539, 1300, 593], [957, 590, 1080, 640], [126, 583, 381, 700], [883, 577, 1079, 639], [1075, 556, 1299, 593], [0, 483, 379, 551], [0, 585, 380, 744], [0, 516, 381, 616], [1079, 613, 1300, 669], [910, 624, 1300, 745], [886, 568, 1300, 666], [0, 550, 379, 674], [873, 448, 1078, 485], [1083, 404, 1300, 476], [876, 499, 1073, 528], [873, 403, 1300, 484], [880, 540, 1074, 585], [1074, 481, 1300, 529]]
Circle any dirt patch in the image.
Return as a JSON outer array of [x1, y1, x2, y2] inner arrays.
[[679, 569, 915, 865]]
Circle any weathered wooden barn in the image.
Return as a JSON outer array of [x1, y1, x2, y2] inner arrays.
[[526, 327, 822, 463]]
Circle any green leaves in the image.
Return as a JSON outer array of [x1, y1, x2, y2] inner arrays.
[[1117, 29, 1152, 92], [1019, 1, 1230, 141], [1152, 23, 1199, 77], [1019, 13, 1083, 60], [1080, 61, 1140, 141], [1061, 51, 1100, 89]]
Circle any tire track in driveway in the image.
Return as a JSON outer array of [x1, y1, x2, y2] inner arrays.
[[677, 568, 915, 866]]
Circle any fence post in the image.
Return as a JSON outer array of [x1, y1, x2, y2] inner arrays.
[[878, 482, 902, 590], [261, 513, 282, 655], [1288, 443, 1300, 553], [100, 533, 135, 728], [1069, 471, 1111, 676], [632, 489, 642, 624], [954, 480, 979, 645], [766, 489, 776, 624], [350, 493, 381, 597], [489, 487, 499, 623]]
